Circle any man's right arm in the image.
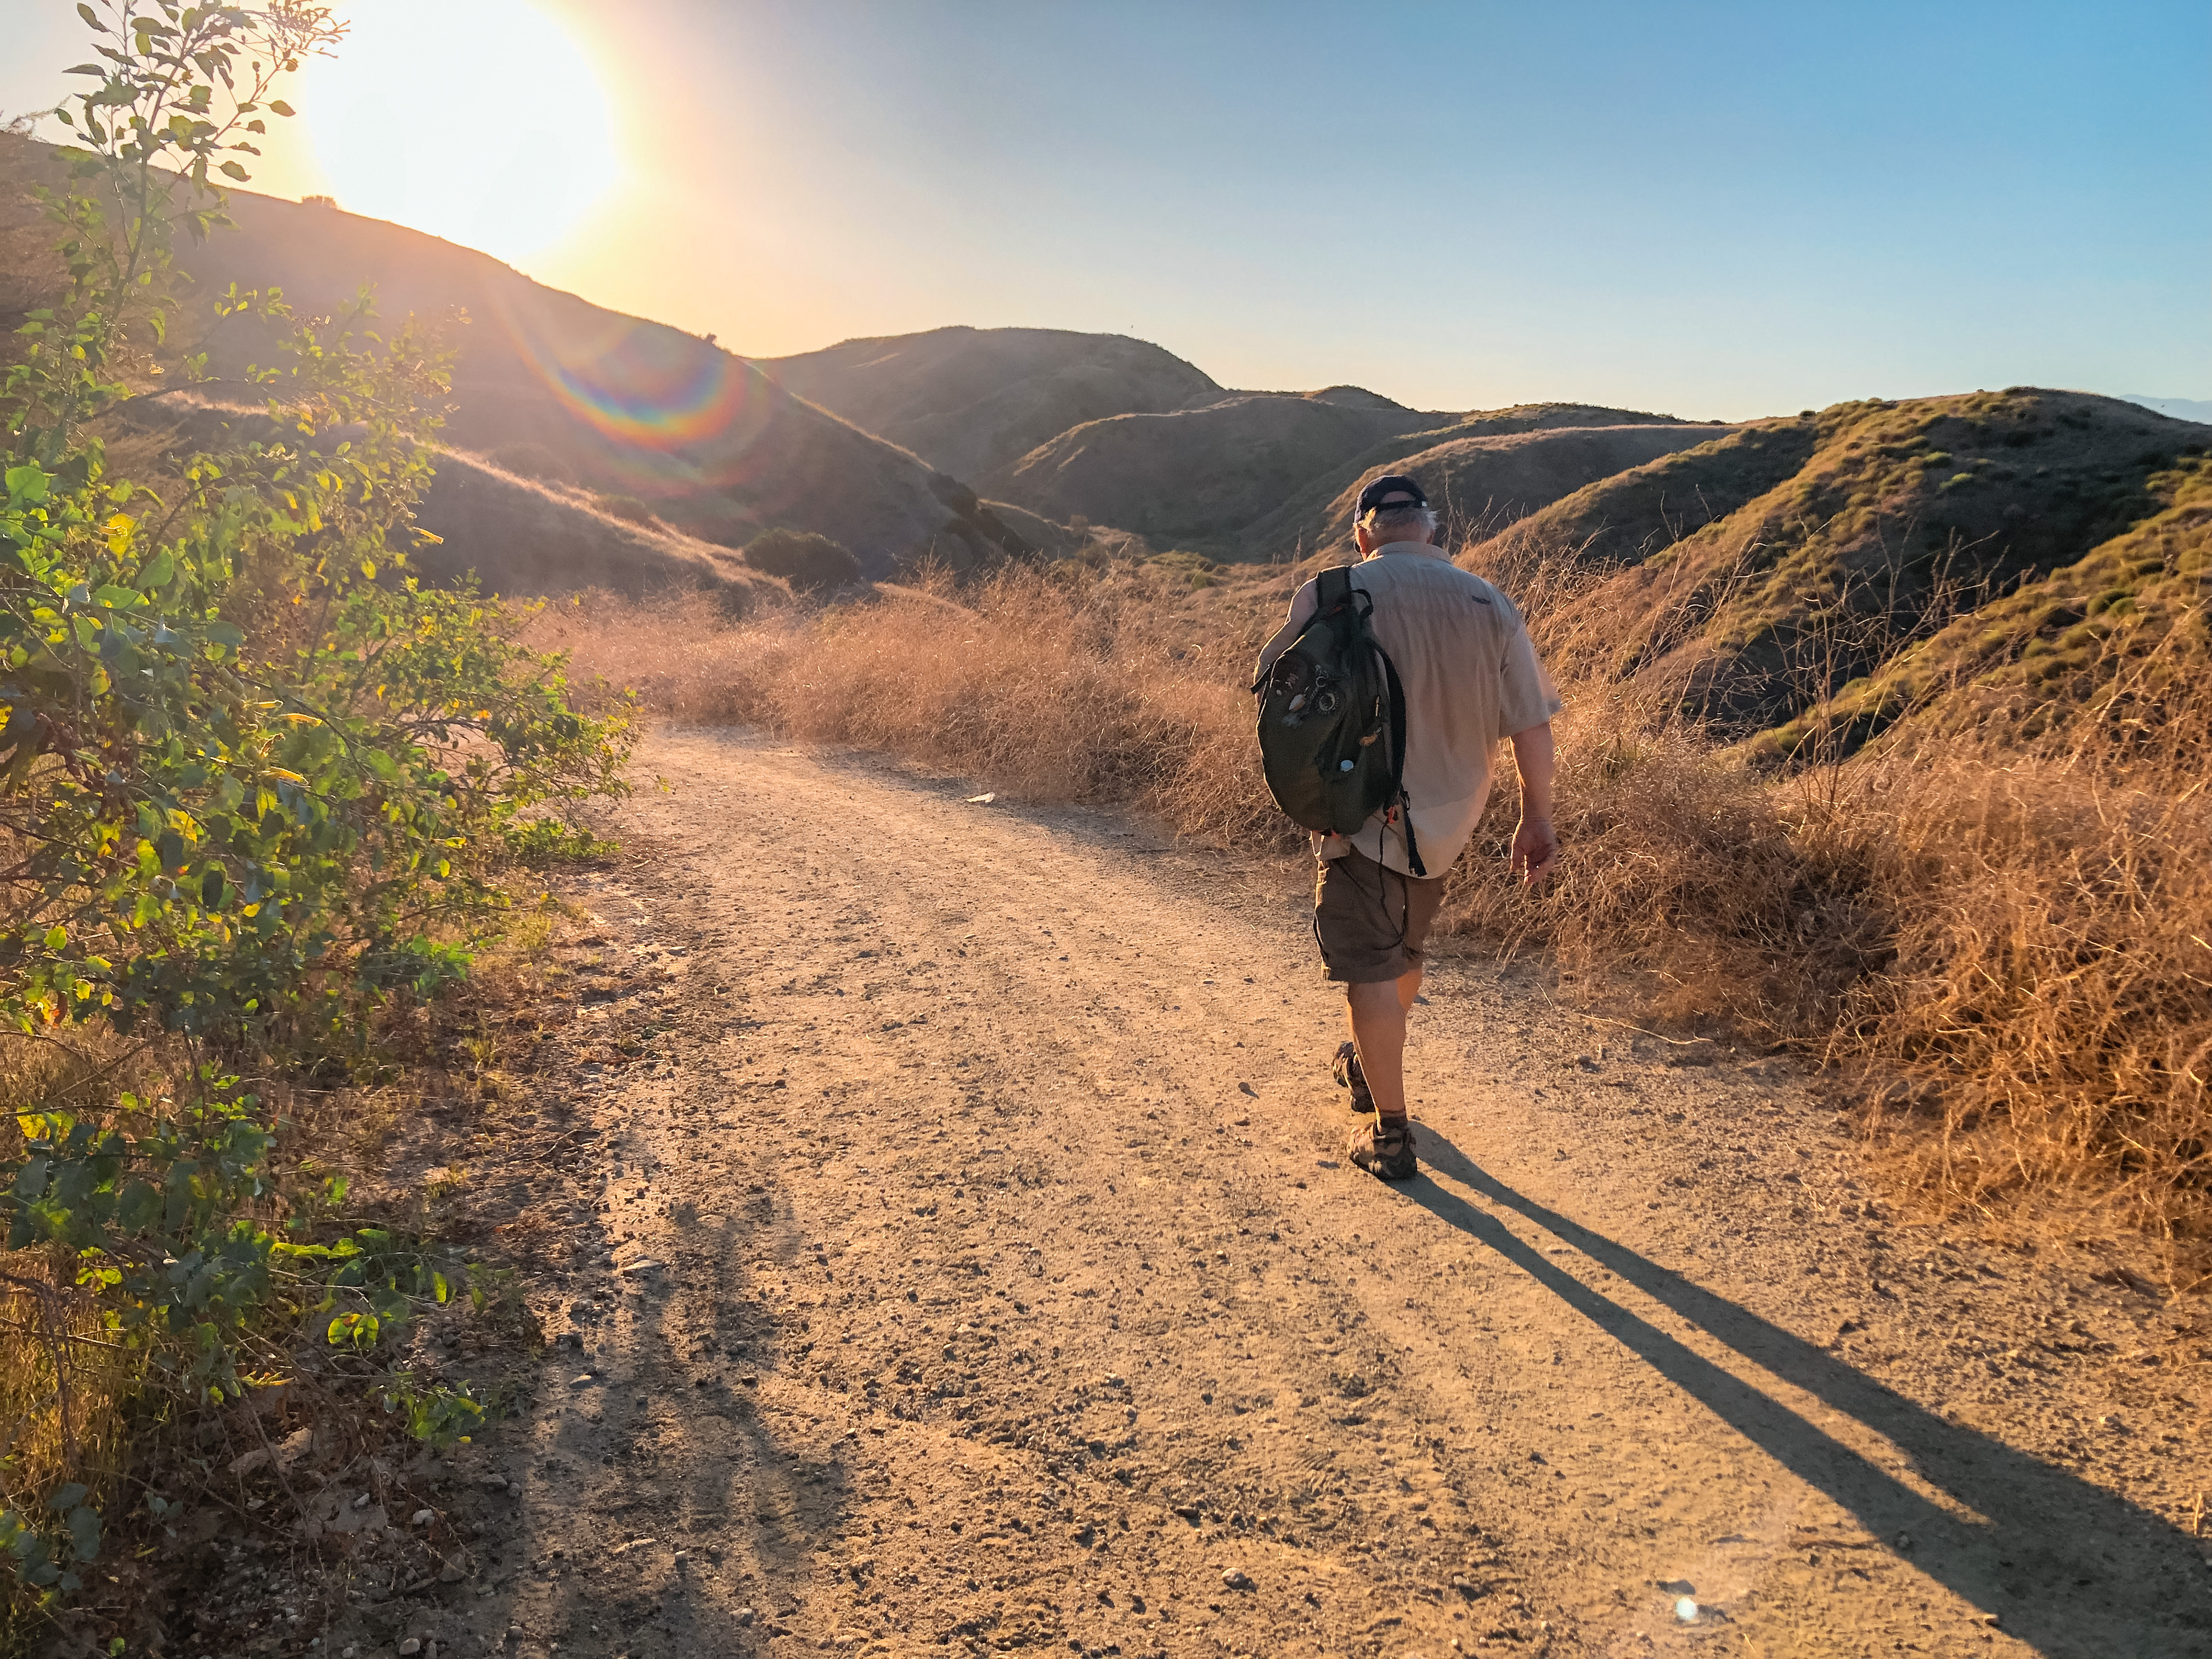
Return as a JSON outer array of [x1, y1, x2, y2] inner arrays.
[[1507, 721, 1559, 883], [1492, 600, 1563, 882]]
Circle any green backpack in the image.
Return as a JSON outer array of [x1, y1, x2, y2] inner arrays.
[[1252, 566, 1426, 876]]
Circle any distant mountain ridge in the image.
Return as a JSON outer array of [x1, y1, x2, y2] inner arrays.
[[760, 322, 1735, 555], [13, 129, 2195, 628], [2122, 394, 2212, 425]]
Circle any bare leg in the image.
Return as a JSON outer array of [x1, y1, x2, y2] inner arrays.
[[1341, 967, 1423, 1040], [1345, 969, 1421, 1124]]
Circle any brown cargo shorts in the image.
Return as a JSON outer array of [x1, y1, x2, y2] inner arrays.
[[1313, 848, 1446, 984]]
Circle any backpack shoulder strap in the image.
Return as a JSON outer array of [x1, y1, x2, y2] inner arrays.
[[1316, 565, 1354, 611], [1382, 652, 1427, 878]]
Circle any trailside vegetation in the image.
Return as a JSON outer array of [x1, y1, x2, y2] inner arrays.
[[0, 1, 631, 1621]]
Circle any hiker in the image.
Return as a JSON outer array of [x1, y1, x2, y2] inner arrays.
[[1254, 474, 1561, 1180]]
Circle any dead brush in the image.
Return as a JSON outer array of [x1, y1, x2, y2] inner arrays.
[[1829, 614, 2212, 1256], [514, 588, 763, 723], [1, 1030, 164, 1637], [528, 566, 1302, 847], [1442, 531, 1895, 1036]]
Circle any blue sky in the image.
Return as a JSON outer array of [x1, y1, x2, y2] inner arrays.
[[4, 1, 2205, 418]]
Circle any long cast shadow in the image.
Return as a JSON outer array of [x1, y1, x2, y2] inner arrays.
[[1404, 1125, 2212, 1658]]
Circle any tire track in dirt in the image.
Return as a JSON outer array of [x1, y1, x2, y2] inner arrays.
[[411, 728, 2212, 1659]]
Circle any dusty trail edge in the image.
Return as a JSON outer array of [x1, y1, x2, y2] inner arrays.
[[341, 727, 2212, 1659]]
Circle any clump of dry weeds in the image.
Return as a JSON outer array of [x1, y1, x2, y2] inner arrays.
[[544, 554, 2212, 1257], [1833, 668, 2212, 1251], [523, 566, 1299, 848]]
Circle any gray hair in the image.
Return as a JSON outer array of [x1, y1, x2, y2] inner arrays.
[[1361, 503, 1438, 539]]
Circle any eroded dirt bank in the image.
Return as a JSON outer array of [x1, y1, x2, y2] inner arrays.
[[325, 729, 2212, 1659]]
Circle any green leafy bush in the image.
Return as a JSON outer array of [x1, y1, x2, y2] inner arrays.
[[743, 526, 862, 590], [0, 1, 631, 1611]]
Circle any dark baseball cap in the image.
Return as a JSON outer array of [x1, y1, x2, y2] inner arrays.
[[1355, 473, 1428, 516]]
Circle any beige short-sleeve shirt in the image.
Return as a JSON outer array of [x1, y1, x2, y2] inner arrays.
[[1255, 543, 1561, 877]]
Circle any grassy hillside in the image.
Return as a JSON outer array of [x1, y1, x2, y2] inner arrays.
[[1478, 388, 2211, 739], [760, 324, 1222, 479], [0, 134, 1026, 580], [1240, 408, 1729, 560], [1765, 452, 2211, 757], [1469, 417, 1818, 566]]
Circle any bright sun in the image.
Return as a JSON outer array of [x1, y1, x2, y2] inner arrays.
[[296, 0, 620, 261]]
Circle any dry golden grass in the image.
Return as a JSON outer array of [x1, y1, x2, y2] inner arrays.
[[1, 1032, 156, 1640], [1835, 671, 2212, 1251], [541, 556, 2212, 1263], [522, 567, 1297, 849], [0, 885, 586, 1641]]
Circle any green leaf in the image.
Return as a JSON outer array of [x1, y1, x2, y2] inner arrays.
[[46, 1483, 87, 1513], [43, 925, 67, 951], [268, 100, 295, 117], [219, 161, 249, 182], [65, 1505, 100, 1565], [135, 549, 175, 590], [5, 465, 50, 504]]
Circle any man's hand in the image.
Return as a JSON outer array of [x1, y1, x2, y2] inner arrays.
[[1511, 815, 1560, 883], [1507, 722, 1559, 883]]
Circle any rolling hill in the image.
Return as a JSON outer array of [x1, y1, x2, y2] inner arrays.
[[983, 393, 1724, 554], [751, 325, 1737, 560], [1470, 388, 2212, 746], [759, 325, 1222, 481], [982, 388, 1445, 544], [1238, 405, 1727, 560]]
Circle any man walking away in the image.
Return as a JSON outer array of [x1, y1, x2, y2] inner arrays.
[[1254, 475, 1561, 1180]]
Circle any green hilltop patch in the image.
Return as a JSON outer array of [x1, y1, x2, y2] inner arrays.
[[1493, 388, 2209, 738], [1759, 454, 2212, 759]]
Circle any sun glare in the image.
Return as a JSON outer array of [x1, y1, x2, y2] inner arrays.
[[296, 0, 620, 261]]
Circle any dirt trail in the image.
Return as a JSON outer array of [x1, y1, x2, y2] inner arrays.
[[381, 730, 2212, 1659]]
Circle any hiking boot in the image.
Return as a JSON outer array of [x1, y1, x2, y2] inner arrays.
[[1333, 1041, 1376, 1115], [1349, 1118, 1417, 1181]]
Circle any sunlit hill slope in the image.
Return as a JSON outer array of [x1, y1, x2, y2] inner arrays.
[[1472, 388, 2211, 751], [0, 134, 1028, 588]]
